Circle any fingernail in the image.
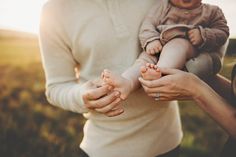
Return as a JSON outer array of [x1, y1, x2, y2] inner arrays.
[[119, 109, 124, 113]]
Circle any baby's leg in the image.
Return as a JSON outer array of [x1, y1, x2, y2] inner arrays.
[[102, 69, 132, 100], [157, 38, 197, 69], [141, 38, 197, 80]]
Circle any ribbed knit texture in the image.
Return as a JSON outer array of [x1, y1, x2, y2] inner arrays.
[[39, 0, 183, 156]]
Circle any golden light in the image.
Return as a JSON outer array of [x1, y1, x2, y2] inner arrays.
[[0, 0, 235, 37], [0, 0, 47, 34]]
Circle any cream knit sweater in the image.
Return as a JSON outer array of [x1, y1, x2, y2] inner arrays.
[[39, 0, 182, 156]]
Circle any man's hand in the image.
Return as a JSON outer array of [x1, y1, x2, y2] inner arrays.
[[80, 79, 124, 117], [146, 40, 162, 55], [188, 28, 203, 46]]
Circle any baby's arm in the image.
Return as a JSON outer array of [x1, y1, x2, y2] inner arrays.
[[139, 0, 167, 51], [197, 6, 229, 52], [102, 52, 157, 100]]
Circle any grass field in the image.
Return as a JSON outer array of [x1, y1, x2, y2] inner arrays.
[[0, 29, 235, 157]]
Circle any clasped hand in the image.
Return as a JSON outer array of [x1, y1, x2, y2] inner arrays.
[[80, 78, 124, 117]]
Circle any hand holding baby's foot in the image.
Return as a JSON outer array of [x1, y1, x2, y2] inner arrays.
[[101, 69, 133, 100], [146, 40, 162, 55], [140, 63, 161, 80]]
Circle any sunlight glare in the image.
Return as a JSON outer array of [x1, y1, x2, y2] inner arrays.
[[0, 0, 46, 33], [0, 0, 236, 37]]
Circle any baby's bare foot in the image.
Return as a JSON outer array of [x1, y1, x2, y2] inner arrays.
[[140, 63, 161, 80], [101, 69, 132, 100]]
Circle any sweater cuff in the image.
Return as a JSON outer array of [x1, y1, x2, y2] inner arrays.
[[197, 26, 207, 49], [72, 84, 89, 113], [142, 37, 160, 51]]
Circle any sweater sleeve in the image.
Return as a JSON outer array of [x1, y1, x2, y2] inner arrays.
[[39, 3, 88, 113], [198, 6, 229, 52], [139, 0, 167, 50]]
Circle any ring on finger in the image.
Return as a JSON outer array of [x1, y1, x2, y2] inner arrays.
[[155, 92, 160, 101]]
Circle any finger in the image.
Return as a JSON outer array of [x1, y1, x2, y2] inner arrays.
[[143, 87, 164, 94], [86, 91, 120, 109], [188, 29, 194, 33], [188, 33, 196, 42], [145, 85, 177, 96], [105, 108, 124, 117], [146, 63, 152, 67], [95, 98, 122, 113], [150, 48, 155, 55], [188, 34, 194, 41], [139, 77, 167, 88], [111, 104, 123, 110], [157, 95, 191, 101], [147, 49, 152, 55], [155, 45, 162, 53], [192, 40, 197, 45], [190, 37, 199, 45], [139, 77, 156, 88], [154, 46, 159, 53], [83, 85, 112, 102], [158, 45, 162, 52], [188, 29, 194, 35], [147, 92, 178, 100], [189, 38, 194, 45], [147, 91, 173, 98], [158, 67, 181, 75]]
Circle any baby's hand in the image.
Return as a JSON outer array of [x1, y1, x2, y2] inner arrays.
[[188, 28, 203, 46], [146, 40, 162, 55]]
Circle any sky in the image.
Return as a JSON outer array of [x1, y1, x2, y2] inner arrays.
[[0, 0, 236, 37]]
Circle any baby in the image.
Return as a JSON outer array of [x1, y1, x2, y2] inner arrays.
[[102, 0, 229, 100]]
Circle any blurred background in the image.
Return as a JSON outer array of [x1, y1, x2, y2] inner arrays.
[[0, 0, 236, 157]]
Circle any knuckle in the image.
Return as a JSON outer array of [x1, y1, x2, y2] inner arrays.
[[149, 82, 154, 87], [108, 95, 115, 102], [142, 85, 147, 91], [98, 109, 106, 113], [106, 105, 113, 111], [91, 101, 97, 107], [148, 94, 153, 97], [107, 111, 120, 117], [110, 93, 118, 101], [146, 88, 153, 93], [85, 103, 92, 109], [96, 101, 105, 108], [146, 83, 151, 88], [106, 112, 115, 117]]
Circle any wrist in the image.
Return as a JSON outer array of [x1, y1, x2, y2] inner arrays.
[[187, 73, 203, 100], [190, 74, 207, 101]]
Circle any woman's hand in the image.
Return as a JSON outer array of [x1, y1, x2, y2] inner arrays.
[[139, 67, 200, 101], [80, 79, 124, 117]]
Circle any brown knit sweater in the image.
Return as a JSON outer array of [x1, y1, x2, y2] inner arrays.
[[139, 0, 229, 52]]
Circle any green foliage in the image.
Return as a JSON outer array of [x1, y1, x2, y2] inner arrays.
[[0, 30, 235, 157]]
